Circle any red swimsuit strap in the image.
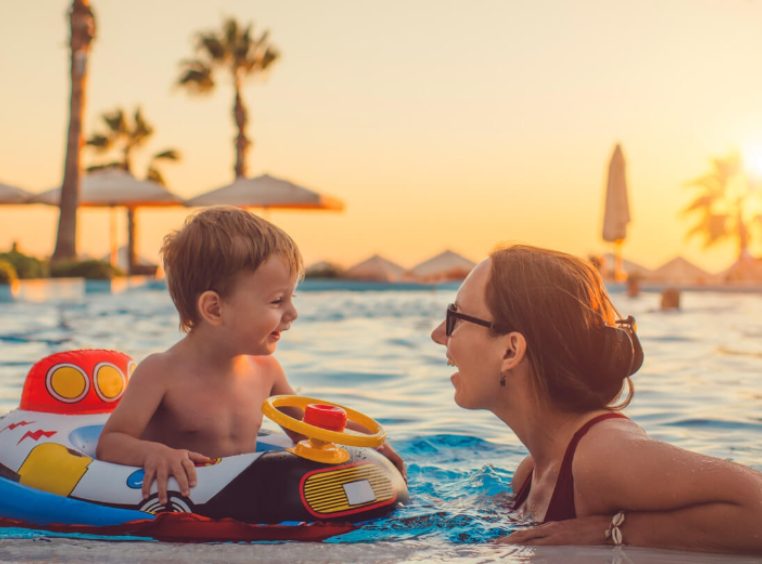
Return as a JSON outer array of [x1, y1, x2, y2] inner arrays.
[[511, 412, 628, 520], [544, 412, 628, 521]]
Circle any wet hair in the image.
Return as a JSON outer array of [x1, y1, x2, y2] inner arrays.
[[485, 245, 643, 412], [161, 206, 303, 332]]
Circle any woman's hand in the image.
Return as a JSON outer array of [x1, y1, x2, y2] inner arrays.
[[497, 515, 612, 546]]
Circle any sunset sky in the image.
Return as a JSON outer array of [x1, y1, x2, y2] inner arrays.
[[2, 0, 762, 272]]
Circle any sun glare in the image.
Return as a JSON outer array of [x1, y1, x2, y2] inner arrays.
[[742, 144, 762, 178]]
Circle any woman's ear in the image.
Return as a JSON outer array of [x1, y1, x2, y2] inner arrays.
[[500, 332, 527, 373], [197, 290, 223, 326]]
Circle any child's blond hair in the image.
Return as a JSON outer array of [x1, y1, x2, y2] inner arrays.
[[161, 206, 303, 332]]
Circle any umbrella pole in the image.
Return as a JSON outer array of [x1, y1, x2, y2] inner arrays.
[[109, 206, 118, 267], [613, 239, 625, 282]]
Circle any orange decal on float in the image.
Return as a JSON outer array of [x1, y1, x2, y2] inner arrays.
[[93, 363, 126, 401], [0, 420, 33, 433], [47, 364, 89, 403], [17, 429, 57, 444]]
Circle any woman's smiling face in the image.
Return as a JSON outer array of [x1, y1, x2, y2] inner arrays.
[[431, 259, 507, 410]]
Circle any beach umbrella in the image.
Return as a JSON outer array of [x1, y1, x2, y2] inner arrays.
[[602, 144, 631, 281], [410, 250, 475, 282], [345, 255, 406, 282], [723, 254, 762, 284], [32, 169, 184, 271], [0, 181, 33, 204], [185, 174, 344, 211], [650, 256, 715, 286]]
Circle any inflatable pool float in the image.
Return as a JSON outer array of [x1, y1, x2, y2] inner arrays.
[[0, 350, 408, 541]]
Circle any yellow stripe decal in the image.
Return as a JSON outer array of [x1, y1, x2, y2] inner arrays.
[[303, 464, 395, 514]]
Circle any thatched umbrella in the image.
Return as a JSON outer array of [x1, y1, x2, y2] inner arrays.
[[32, 169, 184, 271], [185, 174, 344, 211], [410, 250, 475, 282], [345, 255, 406, 282], [0, 181, 33, 204]]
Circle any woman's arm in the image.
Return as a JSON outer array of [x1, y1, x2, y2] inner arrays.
[[501, 500, 762, 553], [503, 433, 762, 553]]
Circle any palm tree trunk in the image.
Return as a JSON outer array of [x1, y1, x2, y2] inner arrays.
[[737, 205, 749, 259], [52, 0, 95, 263], [232, 77, 250, 178]]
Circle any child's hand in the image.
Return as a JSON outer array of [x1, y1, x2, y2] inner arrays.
[[142, 444, 211, 505], [377, 441, 406, 481]]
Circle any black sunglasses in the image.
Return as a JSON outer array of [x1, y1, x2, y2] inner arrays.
[[445, 303, 509, 337]]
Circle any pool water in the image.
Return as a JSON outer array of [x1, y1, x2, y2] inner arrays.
[[0, 282, 761, 563]]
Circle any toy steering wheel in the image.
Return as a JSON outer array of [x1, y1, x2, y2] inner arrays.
[[262, 395, 386, 456]]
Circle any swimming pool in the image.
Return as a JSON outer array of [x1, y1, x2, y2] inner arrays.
[[0, 282, 760, 563]]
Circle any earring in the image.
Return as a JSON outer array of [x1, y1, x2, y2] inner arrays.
[[499, 372, 506, 387]]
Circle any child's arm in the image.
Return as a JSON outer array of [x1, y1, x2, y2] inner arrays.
[[268, 357, 304, 444], [96, 354, 210, 504]]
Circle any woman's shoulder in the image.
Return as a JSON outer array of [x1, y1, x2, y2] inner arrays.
[[512, 454, 534, 492], [574, 414, 648, 463]]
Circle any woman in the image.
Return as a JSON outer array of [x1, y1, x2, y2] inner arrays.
[[431, 245, 762, 553]]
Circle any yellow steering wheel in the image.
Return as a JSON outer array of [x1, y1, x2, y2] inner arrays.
[[262, 395, 386, 464]]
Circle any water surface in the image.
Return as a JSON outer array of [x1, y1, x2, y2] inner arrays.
[[0, 282, 760, 562]]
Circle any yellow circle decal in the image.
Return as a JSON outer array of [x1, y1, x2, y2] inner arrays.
[[49, 366, 88, 401], [95, 364, 125, 400]]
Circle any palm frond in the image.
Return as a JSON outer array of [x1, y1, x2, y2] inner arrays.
[[127, 107, 154, 150], [232, 25, 252, 65], [223, 17, 239, 50], [145, 166, 166, 186], [177, 59, 215, 94], [86, 133, 113, 152], [102, 108, 127, 135], [151, 148, 181, 162], [681, 194, 715, 216], [197, 32, 226, 61], [86, 161, 123, 172]]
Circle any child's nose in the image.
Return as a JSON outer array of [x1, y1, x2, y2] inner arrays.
[[431, 320, 446, 345], [286, 302, 298, 323]]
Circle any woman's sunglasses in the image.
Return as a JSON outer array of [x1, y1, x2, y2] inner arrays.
[[445, 303, 509, 337]]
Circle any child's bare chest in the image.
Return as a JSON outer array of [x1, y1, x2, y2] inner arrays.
[[151, 374, 271, 455]]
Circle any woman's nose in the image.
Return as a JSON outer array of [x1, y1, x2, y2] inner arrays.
[[431, 320, 446, 345]]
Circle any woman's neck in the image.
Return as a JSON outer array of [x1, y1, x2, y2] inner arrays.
[[494, 398, 606, 471]]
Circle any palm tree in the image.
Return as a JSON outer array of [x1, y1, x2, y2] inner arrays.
[[177, 17, 279, 179], [52, 0, 96, 263], [87, 106, 180, 273], [683, 153, 761, 260]]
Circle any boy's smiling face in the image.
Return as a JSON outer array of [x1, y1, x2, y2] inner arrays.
[[219, 255, 299, 355]]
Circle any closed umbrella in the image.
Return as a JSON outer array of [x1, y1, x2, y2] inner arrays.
[[186, 174, 344, 211], [602, 144, 631, 281], [32, 169, 184, 272]]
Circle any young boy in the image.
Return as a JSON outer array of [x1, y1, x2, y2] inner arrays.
[[98, 207, 402, 506]]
